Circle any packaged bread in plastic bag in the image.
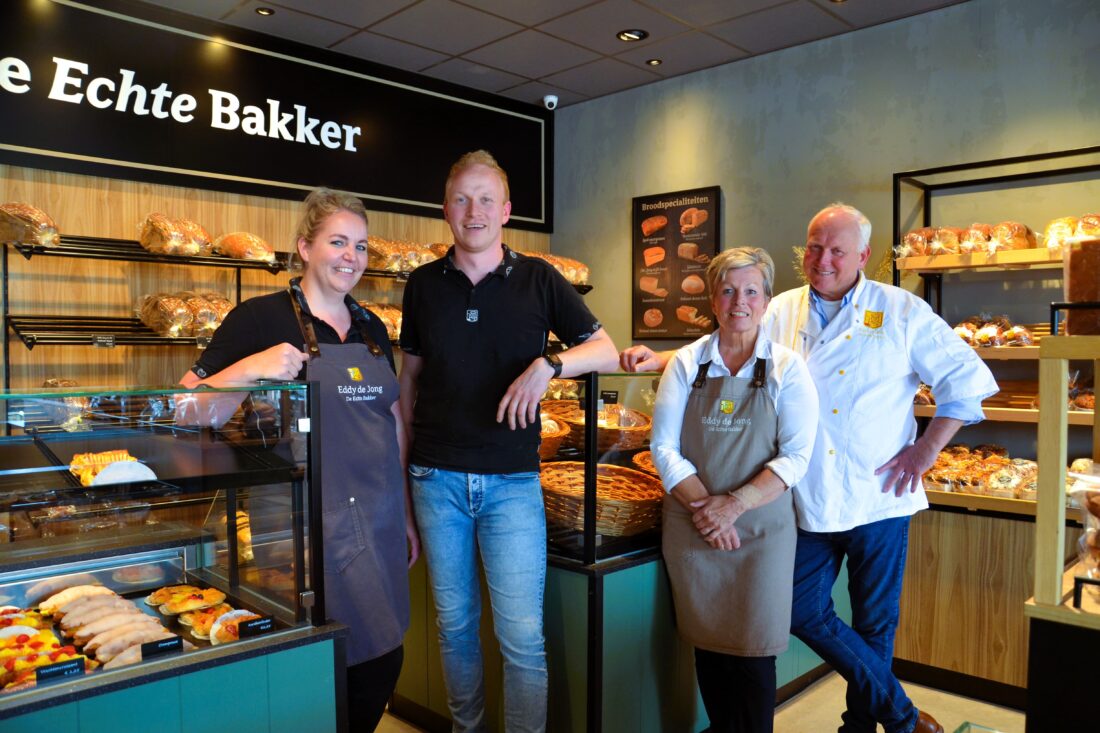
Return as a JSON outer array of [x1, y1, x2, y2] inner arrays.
[[139, 213, 184, 254], [0, 203, 60, 247], [41, 378, 87, 432], [201, 292, 234, 326], [176, 218, 213, 256], [959, 223, 992, 253], [139, 293, 193, 337], [178, 291, 219, 336], [213, 232, 275, 263]]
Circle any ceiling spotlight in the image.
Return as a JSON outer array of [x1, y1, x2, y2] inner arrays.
[[645, 58, 662, 66], [616, 29, 649, 42], [255, 7, 275, 16], [829, 0, 847, 4]]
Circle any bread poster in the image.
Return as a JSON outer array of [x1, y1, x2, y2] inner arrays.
[[631, 186, 720, 339]]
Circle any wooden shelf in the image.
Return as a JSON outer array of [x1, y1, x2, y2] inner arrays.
[[1025, 561, 1100, 632], [973, 346, 1040, 360], [896, 247, 1062, 273], [914, 403, 1094, 425], [926, 487, 1036, 516]]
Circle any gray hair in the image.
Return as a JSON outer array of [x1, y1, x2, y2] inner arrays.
[[705, 247, 775, 298], [813, 202, 871, 253]]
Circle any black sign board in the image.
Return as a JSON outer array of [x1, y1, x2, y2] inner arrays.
[[238, 616, 275, 639], [631, 187, 721, 340], [141, 634, 183, 660], [0, 0, 552, 231], [35, 657, 85, 684]]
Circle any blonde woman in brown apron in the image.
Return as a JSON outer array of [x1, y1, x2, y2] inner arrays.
[[182, 189, 418, 732], [650, 247, 819, 733]]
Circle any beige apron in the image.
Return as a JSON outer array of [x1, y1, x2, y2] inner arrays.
[[662, 357, 796, 656]]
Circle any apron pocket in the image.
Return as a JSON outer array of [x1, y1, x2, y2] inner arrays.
[[322, 497, 367, 574]]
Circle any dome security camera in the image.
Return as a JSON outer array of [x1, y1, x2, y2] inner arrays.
[[542, 94, 559, 110]]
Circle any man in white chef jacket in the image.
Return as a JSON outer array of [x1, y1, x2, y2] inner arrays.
[[621, 204, 997, 733]]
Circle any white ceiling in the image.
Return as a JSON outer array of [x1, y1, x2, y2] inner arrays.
[[132, 0, 969, 108]]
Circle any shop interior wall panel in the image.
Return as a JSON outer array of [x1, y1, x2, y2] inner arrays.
[[0, 639, 337, 733], [896, 508, 1077, 688], [1, 164, 548, 388], [545, 566, 589, 733]]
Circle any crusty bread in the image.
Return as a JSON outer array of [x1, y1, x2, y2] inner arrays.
[[213, 232, 275, 263], [643, 246, 665, 266], [681, 275, 706, 295], [679, 208, 708, 234], [641, 215, 667, 237]]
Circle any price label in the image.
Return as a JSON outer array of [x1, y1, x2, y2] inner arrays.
[[141, 634, 183, 660], [36, 657, 85, 683], [196, 336, 211, 350], [238, 616, 274, 639], [92, 334, 116, 348], [599, 390, 619, 405]]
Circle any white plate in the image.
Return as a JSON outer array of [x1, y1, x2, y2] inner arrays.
[[92, 461, 157, 486], [209, 610, 259, 646]]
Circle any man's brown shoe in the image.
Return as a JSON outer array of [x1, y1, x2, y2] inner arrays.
[[912, 710, 944, 733]]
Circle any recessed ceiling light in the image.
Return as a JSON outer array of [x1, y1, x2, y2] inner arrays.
[[255, 7, 275, 16], [616, 29, 649, 42], [645, 58, 662, 67], [829, 0, 847, 4]]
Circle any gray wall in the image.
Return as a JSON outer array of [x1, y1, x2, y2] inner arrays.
[[551, 0, 1100, 348]]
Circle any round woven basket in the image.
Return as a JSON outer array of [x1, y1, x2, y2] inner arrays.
[[631, 450, 657, 476], [541, 400, 651, 454], [540, 461, 665, 536], [539, 415, 570, 460]]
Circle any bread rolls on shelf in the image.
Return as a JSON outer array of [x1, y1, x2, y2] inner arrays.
[[213, 231, 275, 263], [0, 202, 60, 247], [960, 223, 992, 253], [139, 293, 193, 337], [896, 227, 933, 258], [1044, 216, 1078, 250], [930, 227, 963, 255], [139, 213, 184, 254], [361, 302, 402, 341], [179, 292, 219, 337], [989, 221, 1036, 251], [176, 218, 213, 256]]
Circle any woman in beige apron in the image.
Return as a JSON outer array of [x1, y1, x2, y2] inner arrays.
[[650, 248, 819, 733]]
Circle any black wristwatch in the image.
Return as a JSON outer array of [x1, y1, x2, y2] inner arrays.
[[543, 353, 563, 378]]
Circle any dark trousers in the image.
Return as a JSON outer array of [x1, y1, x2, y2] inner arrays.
[[695, 648, 776, 733], [346, 644, 404, 732]]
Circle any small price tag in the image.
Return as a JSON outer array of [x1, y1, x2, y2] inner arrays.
[[35, 657, 85, 683], [599, 390, 619, 405], [196, 336, 211, 350], [238, 616, 274, 639], [92, 334, 116, 348], [141, 634, 183, 660]]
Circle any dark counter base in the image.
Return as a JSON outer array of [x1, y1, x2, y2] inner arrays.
[[893, 658, 1026, 710]]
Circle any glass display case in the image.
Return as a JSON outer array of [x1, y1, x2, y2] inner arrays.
[[0, 382, 323, 711], [539, 372, 664, 563]]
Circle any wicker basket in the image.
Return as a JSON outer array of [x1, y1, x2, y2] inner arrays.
[[539, 415, 570, 460], [540, 461, 664, 536], [631, 450, 657, 476], [542, 400, 651, 454]]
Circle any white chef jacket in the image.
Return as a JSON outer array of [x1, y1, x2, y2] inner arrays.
[[651, 328, 819, 493], [762, 274, 998, 532]]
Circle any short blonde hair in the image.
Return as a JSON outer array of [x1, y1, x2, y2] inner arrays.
[[445, 150, 510, 202], [705, 247, 775, 298], [295, 187, 368, 245]]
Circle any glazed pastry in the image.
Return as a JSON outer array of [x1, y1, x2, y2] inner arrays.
[[159, 587, 227, 615], [145, 585, 202, 607]]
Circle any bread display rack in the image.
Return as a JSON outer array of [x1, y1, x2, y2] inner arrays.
[[0, 234, 290, 389]]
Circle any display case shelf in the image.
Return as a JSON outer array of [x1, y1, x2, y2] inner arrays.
[[6, 234, 289, 273], [895, 247, 1062, 274], [914, 403, 1094, 425], [7, 315, 204, 349]]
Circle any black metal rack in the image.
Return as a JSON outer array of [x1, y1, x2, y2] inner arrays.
[[2, 234, 290, 389], [891, 143, 1100, 311]]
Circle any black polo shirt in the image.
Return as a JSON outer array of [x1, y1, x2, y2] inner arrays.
[[192, 278, 394, 379], [401, 245, 601, 473]]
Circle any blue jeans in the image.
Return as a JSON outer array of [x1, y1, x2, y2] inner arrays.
[[409, 466, 548, 733], [789, 516, 917, 733]]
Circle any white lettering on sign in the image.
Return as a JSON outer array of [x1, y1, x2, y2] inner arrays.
[[0, 57, 31, 94], [1, 54, 360, 151]]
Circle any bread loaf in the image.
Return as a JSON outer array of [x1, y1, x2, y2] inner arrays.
[[639, 276, 660, 294], [679, 208, 708, 235], [930, 227, 963, 255], [201, 292, 234, 324], [901, 227, 933, 257], [179, 292, 218, 336], [643, 247, 665, 266], [139, 294, 193, 337], [990, 221, 1036, 252], [681, 275, 706, 295], [139, 213, 184, 254], [641, 215, 667, 237], [176, 218, 213, 256], [678, 242, 698, 260], [1065, 237, 1100, 335], [213, 232, 275, 263], [0, 203, 60, 247], [675, 305, 712, 329], [642, 309, 663, 327], [960, 223, 992, 253]]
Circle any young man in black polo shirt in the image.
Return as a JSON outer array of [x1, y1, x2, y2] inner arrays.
[[399, 150, 617, 732]]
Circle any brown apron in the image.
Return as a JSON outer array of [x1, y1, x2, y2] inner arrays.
[[662, 356, 796, 656]]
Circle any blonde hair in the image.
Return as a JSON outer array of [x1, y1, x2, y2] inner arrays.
[[445, 150, 510, 202], [295, 187, 368, 246], [706, 247, 776, 297]]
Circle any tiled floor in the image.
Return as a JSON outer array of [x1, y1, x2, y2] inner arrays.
[[378, 671, 1026, 732]]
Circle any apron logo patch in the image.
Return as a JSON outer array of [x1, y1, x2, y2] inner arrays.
[[863, 310, 884, 329], [347, 367, 363, 381], [719, 399, 735, 414], [466, 309, 479, 323]]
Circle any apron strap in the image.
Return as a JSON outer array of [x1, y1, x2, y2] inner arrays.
[[752, 358, 768, 388], [691, 361, 710, 389], [288, 289, 384, 359]]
